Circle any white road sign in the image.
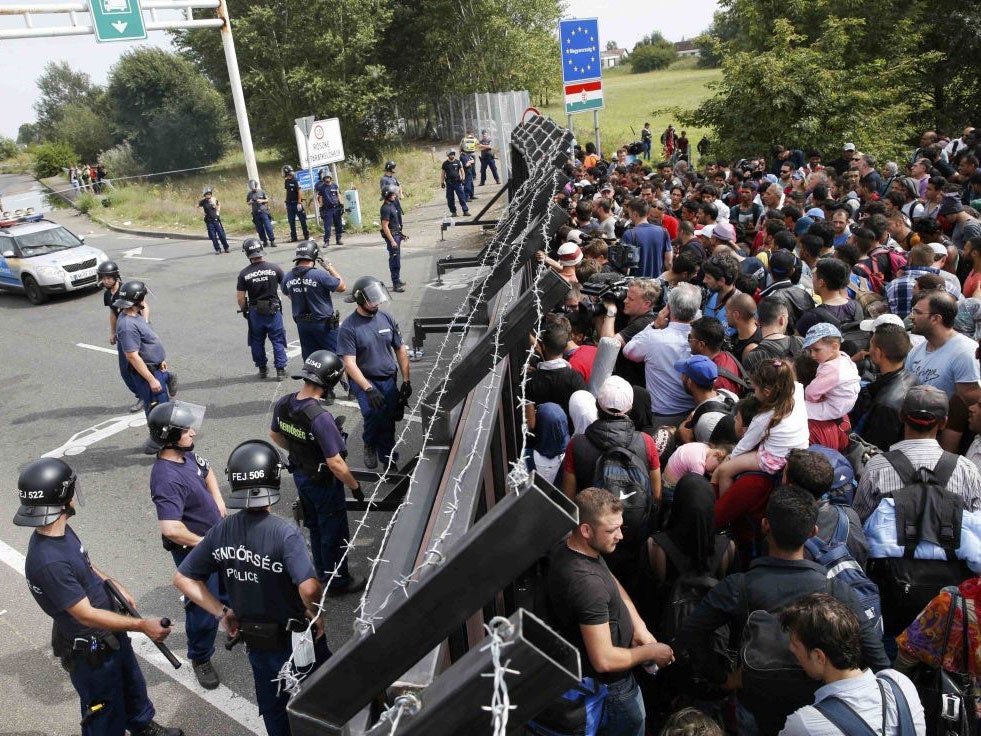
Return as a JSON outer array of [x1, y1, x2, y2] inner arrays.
[[295, 117, 345, 168]]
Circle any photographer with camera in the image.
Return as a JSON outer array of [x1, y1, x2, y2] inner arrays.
[[595, 278, 661, 388]]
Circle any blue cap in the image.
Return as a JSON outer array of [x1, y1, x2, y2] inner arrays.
[[802, 321, 842, 348], [806, 207, 826, 220], [793, 215, 815, 236], [808, 445, 855, 490], [673, 354, 718, 388]]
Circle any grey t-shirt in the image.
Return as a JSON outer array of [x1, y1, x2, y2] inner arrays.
[[116, 313, 166, 364], [905, 332, 980, 400]]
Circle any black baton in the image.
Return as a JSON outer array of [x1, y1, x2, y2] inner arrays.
[[104, 579, 182, 669]]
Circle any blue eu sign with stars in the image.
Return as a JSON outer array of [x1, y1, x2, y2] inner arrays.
[[560, 18, 601, 85]]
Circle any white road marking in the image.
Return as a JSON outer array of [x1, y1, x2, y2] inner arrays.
[[286, 340, 302, 359], [123, 246, 164, 261], [76, 342, 119, 355], [42, 414, 147, 458], [0, 538, 264, 735]]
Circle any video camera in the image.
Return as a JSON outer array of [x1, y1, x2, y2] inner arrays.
[[580, 274, 634, 316], [607, 241, 640, 274]]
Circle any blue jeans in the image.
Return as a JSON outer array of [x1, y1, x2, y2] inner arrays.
[[252, 210, 275, 244], [247, 635, 330, 736], [249, 309, 288, 369], [68, 634, 155, 736], [286, 202, 308, 240], [292, 469, 352, 584], [171, 547, 223, 662], [206, 219, 229, 252], [294, 319, 338, 362], [600, 674, 645, 736], [387, 233, 403, 285], [464, 169, 475, 200], [132, 365, 170, 416], [480, 156, 499, 185], [321, 206, 344, 244], [116, 342, 140, 399], [350, 375, 398, 460], [642, 140, 651, 160], [445, 181, 468, 215]]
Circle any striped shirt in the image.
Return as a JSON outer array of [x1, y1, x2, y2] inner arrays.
[[853, 439, 981, 522]]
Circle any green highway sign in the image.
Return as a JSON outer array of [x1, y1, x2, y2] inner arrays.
[[88, 0, 147, 43]]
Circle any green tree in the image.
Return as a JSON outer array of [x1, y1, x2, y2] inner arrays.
[[49, 100, 116, 162], [0, 136, 17, 160], [31, 141, 77, 178], [695, 10, 740, 68], [105, 48, 229, 172], [173, 0, 394, 159], [605, 40, 619, 51], [678, 19, 923, 161], [33, 62, 101, 140], [17, 123, 41, 146], [629, 45, 677, 73]]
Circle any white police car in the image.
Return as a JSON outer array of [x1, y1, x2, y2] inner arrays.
[[0, 213, 109, 304]]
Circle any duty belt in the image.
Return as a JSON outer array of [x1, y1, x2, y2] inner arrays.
[[58, 632, 121, 671]]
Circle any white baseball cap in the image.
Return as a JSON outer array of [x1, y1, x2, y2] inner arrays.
[[859, 313, 904, 332]]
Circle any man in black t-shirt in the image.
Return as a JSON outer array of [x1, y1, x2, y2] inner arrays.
[[380, 186, 407, 292], [197, 186, 230, 254], [440, 149, 469, 217], [547, 488, 674, 734], [597, 278, 659, 388], [525, 319, 587, 433], [236, 239, 288, 379], [283, 165, 310, 242]]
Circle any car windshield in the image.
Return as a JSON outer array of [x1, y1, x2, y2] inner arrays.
[[15, 227, 82, 257]]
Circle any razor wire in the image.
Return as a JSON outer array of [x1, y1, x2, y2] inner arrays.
[[482, 616, 518, 736]]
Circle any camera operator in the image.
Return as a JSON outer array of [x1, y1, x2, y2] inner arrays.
[[598, 278, 661, 387]]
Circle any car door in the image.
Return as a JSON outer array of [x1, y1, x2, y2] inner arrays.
[[0, 234, 20, 286]]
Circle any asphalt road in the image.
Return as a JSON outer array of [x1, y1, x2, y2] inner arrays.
[[0, 172, 495, 735]]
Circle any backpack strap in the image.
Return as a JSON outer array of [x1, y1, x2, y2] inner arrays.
[[717, 365, 751, 390], [651, 532, 693, 576], [932, 451, 960, 488], [831, 505, 849, 547], [877, 673, 916, 736], [882, 450, 917, 487], [813, 695, 879, 736]]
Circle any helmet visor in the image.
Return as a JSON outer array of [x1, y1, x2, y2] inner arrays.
[[360, 281, 391, 307], [172, 401, 207, 434], [73, 476, 84, 508]]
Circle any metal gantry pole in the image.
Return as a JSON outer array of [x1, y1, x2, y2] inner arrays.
[[215, 0, 259, 185]]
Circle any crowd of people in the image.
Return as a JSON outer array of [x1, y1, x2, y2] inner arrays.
[[69, 162, 109, 194], [524, 126, 981, 735]]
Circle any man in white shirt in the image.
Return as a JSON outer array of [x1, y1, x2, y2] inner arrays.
[[778, 593, 925, 736]]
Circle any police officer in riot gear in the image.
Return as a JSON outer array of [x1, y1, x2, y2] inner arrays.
[[281, 242, 346, 393], [114, 280, 176, 428], [270, 351, 366, 596], [246, 179, 276, 248], [147, 401, 226, 690], [440, 149, 469, 217], [314, 170, 344, 246], [282, 165, 309, 242], [99, 260, 144, 412], [339, 277, 411, 469], [174, 439, 330, 736], [380, 185, 407, 292], [17, 458, 183, 736], [237, 238, 288, 380], [380, 160, 403, 217]]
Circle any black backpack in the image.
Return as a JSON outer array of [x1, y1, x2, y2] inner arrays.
[[591, 435, 653, 549], [867, 451, 973, 637], [812, 302, 868, 356]]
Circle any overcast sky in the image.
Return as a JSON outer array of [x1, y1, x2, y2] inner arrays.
[[0, 1, 719, 139]]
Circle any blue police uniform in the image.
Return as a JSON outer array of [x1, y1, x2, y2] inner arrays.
[[150, 451, 225, 665], [284, 176, 309, 242], [338, 309, 403, 462], [198, 196, 229, 253], [441, 157, 469, 216], [105, 285, 141, 403], [380, 199, 404, 287], [237, 259, 288, 371], [281, 265, 341, 360], [460, 151, 476, 201], [246, 188, 275, 245], [478, 133, 500, 185], [178, 511, 330, 736], [25, 525, 158, 735], [315, 178, 344, 245], [115, 314, 171, 415], [379, 173, 403, 216], [271, 394, 356, 588]]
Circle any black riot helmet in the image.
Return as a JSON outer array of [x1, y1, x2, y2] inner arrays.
[[147, 401, 206, 448], [97, 260, 120, 281], [382, 185, 399, 200], [13, 458, 79, 527], [225, 440, 283, 509], [318, 169, 328, 181], [112, 280, 148, 309], [384, 161, 397, 172], [346, 275, 392, 308], [242, 238, 264, 260], [293, 240, 319, 262], [282, 165, 294, 176], [292, 350, 345, 390]]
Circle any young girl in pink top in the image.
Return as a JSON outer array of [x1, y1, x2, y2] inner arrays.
[[801, 322, 861, 450]]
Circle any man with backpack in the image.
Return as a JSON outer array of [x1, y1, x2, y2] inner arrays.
[[742, 298, 804, 374], [675, 355, 739, 445], [688, 316, 748, 397], [678, 486, 890, 736], [562, 376, 662, 586], [778, 593, 925, 736]]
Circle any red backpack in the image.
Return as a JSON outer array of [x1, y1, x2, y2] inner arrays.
[[854, 245, 907, 294]]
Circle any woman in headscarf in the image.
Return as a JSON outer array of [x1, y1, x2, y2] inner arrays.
[[530, 402, 570, 484], [568, 390, 598, 436]]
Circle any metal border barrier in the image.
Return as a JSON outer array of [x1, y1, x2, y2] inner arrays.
[[288, 115, 578, 735]]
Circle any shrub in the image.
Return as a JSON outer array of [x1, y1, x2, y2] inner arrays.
[[32, 141, 77, 178], [0, 136, 18, 161], [99, 141, 141, 180]]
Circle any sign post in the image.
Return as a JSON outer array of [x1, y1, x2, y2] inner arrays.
[[295, 116, 318, 227], [295, 117, 347, 232], [560, 17, 603, 156], [87, 0, 147, 43]]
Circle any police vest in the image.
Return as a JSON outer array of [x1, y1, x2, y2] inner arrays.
[[276, 399, 330, 474], [461, 135, 478, 153]]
